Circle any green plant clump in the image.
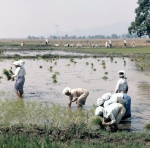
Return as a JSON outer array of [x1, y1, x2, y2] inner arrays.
[[102, 76, 108, 80], [39, 66, 42, 68]]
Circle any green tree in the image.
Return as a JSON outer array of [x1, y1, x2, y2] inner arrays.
[[128, 0, 150, 37]]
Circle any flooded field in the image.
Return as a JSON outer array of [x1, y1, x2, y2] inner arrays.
[[0, 56, 150, 132], [2, 50, 89, 56]]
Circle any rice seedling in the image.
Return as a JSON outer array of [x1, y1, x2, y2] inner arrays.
[[74, 61, 77, 64], [55, 72, 60, 75], [54, 62, 57, 65], [51, 74, 56, 79], [93, 69, 96, 71], [103, 65, 106, 69], [98, 59, 100, 61], [86, 62, 89, 65], [104, 72, 108, 75], [0, 76, 3, 79], [66, 64, 70, 66], [114, 61, 117, 63], [50, 66, 53, 70], [124, 61, 126, 65], [131, 59, 134, 61], [102, 76, 108, 80], [39, 66, 42, 68], [88, 116, 102, 126], [3, 69, 11, 80], [141, 67, 144, 71], [53, 79, 58, 83], [70, 58, 74, 62]]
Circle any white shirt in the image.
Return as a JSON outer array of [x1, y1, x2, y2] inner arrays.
[[103, 103, 123, 124], [115, 78, 128, 93], [104, 93, 126, 108], [12, 67, 26, 77], [105, 42, 108, 47], [124, 40, 126, 43], [109, 40, 111, 44]]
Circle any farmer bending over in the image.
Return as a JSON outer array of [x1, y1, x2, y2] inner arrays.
[[62, 87, 89, 108], [95, 103, 126, 132]]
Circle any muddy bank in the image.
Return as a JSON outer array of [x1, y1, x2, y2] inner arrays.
[[0, 124, 150, 147]]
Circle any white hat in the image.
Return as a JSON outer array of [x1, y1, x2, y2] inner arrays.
[[62, 87, 71, 95], [18, 60, 25, 67], [118, 70, 125, 77], [13, 61, 20, 66], [97, 98, 105, 106], [95, 106, 104, 116]]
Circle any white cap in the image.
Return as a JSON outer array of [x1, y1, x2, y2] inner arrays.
[[118, 70, 125, 77], [62, 87, 71, 95], [95, 106, 104, 116]]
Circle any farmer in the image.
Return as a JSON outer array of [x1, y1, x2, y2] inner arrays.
[[12, 60, 26, 99], [62, 87, 89, 108], [95, 103, 126, 132], [109, 40, 112, 48], [114, 70, 128, 94], [124, 39, 127, 47], [104, 93, 126, 108]]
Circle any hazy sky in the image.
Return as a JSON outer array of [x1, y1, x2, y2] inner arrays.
[[0, 0, 138, 38]]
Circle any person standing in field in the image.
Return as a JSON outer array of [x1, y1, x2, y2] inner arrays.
[[124, 39, 127, 47], [62, 87, 89, 108], [45, 39, 48, 45], [132, 41, 136, 47], [114, 70, 128, 94], [95, 103, 126, 132], [12, 60, 26, 99], [109, 40, 112, 48]]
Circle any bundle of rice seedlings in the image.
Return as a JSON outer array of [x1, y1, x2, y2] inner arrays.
[[104, 72, 108, 75], [39, 66, 42, 68], [3, 69, 11, 80]]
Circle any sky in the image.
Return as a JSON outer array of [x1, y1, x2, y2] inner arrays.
[[0, 0, 138, 38]]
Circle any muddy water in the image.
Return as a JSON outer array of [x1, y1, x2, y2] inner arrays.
[[3, 50, 89, 56], [0, 57, 150, 132]]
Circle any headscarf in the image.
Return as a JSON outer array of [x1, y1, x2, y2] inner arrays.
[[13, 61, 20, 66], [95, 106, 104, 116], [62, 87, 71, 95], [97, 98, 105, 106], [97, 93, 111, 106], [118, 70, 125, 77]]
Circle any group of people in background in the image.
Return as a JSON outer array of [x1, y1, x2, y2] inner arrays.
[[63, 70, 130, 132], [105, 39, 136, 48]]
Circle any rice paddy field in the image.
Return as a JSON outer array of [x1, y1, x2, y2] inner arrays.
[[0, 39, 150, 147]]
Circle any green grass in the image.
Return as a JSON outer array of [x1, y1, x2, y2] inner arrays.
[[0, 100, 150, 148]]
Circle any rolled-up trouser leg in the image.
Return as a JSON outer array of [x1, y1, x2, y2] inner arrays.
[[116, 104, 126, 124], [77, 90, 89, 105]]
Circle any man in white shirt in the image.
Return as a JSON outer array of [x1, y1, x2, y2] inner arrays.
[[95, 103, 126, 132]]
